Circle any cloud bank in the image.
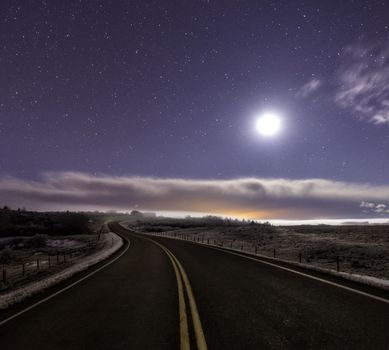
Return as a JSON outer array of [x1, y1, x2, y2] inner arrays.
[[335, 43, 389, 125], [1, 172, 389, 220]]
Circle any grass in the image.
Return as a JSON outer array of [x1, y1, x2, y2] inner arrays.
[[125, 217, 389, 279]]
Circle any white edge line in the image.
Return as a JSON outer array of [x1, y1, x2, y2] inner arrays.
[[145, 233, 389, 306], [201, 244, 389, 305], [0, 233, 130, 326]]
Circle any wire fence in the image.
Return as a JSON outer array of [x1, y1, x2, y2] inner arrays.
[[0, 239, 105, 292], [145, 231, 382, 276]]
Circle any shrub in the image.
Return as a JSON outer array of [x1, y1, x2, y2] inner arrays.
[[51, 213, 91, 235], [9, 237, 25, 248], [0, 246, 15, 264], [24, 234, 47, 248]]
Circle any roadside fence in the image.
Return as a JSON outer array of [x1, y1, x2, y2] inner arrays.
[[145, 231, 371, 275]]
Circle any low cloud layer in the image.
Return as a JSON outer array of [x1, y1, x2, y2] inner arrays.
[[1, 172, 389, 220], [335, 43, 389, 125]]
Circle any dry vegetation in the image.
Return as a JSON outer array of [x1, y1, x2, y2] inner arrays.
[[0, 208, 116, 291], [127, 214, 389, 280]]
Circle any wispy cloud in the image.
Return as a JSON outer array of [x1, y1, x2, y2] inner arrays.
[[1, 172, 389, 220], [335, 43, 389, 125], [297, 78, 321, 97]]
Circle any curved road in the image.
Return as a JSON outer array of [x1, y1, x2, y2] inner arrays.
[[0, 222, 389, 349]]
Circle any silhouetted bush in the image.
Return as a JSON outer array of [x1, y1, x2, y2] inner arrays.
[[0, 246, 14, 264], [50, 212, 90, 235], [0, 208, 91, 237], [24, 234, 47, 248]]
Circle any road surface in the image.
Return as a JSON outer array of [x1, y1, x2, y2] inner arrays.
[[0, 222, 388, 349]]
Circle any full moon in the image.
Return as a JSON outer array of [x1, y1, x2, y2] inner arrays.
[[256, 112, 282, 137]]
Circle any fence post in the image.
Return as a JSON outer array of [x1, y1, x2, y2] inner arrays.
[[299, 253, 302, 263], [241, 244, 243, 251], [207, 239, 209, 245]]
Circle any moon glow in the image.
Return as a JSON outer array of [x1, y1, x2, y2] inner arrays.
[[256, 112, 282, 137]]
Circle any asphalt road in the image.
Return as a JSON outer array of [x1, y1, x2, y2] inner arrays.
[[1, 222, 389, 349]]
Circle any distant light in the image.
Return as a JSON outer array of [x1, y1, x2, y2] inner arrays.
[[256, 113, 282, 137]]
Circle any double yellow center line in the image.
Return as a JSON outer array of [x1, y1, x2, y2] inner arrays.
[[146, 237, 208, 350]]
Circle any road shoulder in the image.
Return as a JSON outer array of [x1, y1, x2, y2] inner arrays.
[[0, 232, 123, 310]]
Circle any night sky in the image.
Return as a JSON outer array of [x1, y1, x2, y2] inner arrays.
[[1, 1, 389, 221]]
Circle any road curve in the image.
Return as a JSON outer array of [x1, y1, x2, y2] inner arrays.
[[0, 222, 389, 349], [0, 223, 179, 349], [148, 231, 389, 349]]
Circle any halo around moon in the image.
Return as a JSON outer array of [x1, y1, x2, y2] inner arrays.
[[256, 112, 282, 137]]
